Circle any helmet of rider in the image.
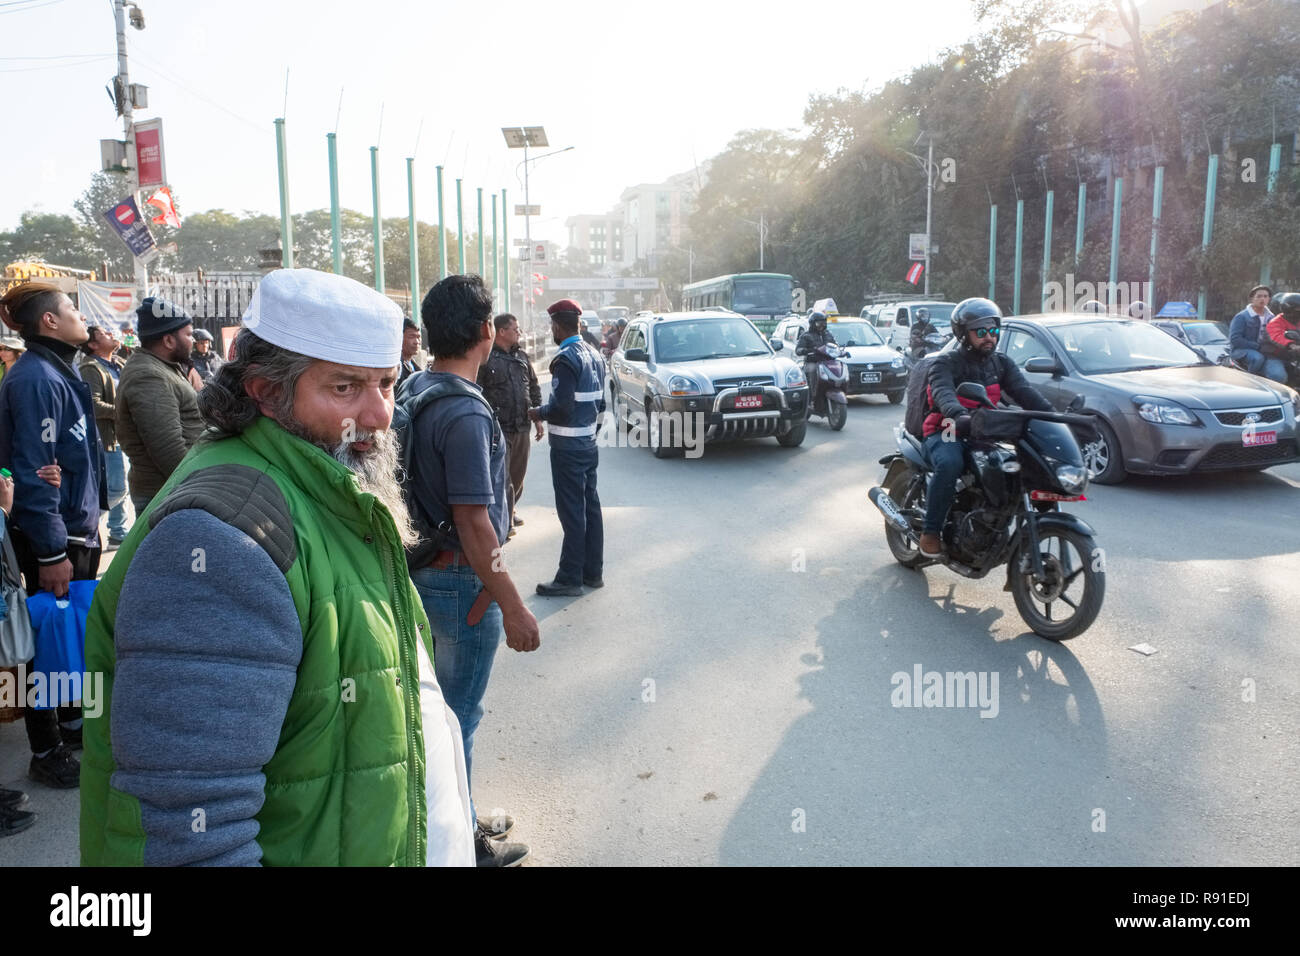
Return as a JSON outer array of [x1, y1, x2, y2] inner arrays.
[[192, 328, 214, 342], [808, 310, 828, 330], [1080, 300, 1108, 314], [915, 307, 930, 322], [616, 317, 628, 329], [1277, 291, 1300, 320], [1127, 300, 1150, 321], [950, 297, 1002, 347]]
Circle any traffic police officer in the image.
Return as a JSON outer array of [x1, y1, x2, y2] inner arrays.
[[529, 298, 606, 596]]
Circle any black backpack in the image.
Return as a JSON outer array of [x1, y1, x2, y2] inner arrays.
[[903, 354, 939, 439], [393, 372, 502, 569]]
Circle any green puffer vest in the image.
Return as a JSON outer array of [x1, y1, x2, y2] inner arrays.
[[81, 415, 431, 866]]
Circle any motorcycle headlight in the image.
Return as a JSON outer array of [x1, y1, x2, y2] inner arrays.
[[784, 366, 807, 388], [1133, 396, 1197, 425], [667, 375, 702, 397], [1055, 464, 1088, 493], [891, 357, 905, 369]]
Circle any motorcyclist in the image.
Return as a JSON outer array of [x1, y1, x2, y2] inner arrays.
[[909, 307, 937, 359], [796, 311, 838, 414], [918, 297, 1053, 559], [603, 317, 627, 356], [1264, 292, 1300, 382]]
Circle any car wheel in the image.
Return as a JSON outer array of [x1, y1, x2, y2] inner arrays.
[[887, 390, 904, 405], [649, 397, 683, 459], [1079, 417, 1126, 485], [776, 421, 806, 447]]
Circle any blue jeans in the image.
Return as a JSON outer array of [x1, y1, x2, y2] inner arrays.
[[922, 432, 968, 535], [411, 558, 503, 822], [104, 446, 129, 540], [550, 440, 603, 585], [1231, 348, 1287, 383]]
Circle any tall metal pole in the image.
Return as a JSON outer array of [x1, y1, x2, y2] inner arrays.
[[436, 165, 447, 280], [327, 132, 342, 274], [477, 187, 485, 277], [491, 193, 499, 299], [276, 119, 294, 269], [987, 204, 997, 301], [523, 145, 533, 330], [1108, 177, 1123, 309], [456, 178, 465, 273], [1261, 143, 1282, 287], [1148, 166, 1164, 307], [370, 146, 383, 292], [502, 189, 510, 313], [1074, 182, 1087, 266], [1198, 154, 1219, 322], [1040, 189, 1054, 313], [924, 138, 933, 297], [759, 212, 765, 271], [1012, 199, 1024, 316], [407, 157, 419, 316], [113, 0, 148, 291]]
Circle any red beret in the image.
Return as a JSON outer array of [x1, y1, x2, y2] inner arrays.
[[547, 298, 582, 317]]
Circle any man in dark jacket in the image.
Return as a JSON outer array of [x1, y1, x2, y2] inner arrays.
[[78, 324, 129, 546], [0, 281, 105, 789], [398, 316, 423, 387], [189, 328, 224, 385], [796, 311, 837, 415], [115, 297, 204, 515], [918, 297, 1051, 558], [477, 313, 542, 530], [909, 307, 937, 359], [1228, 285, 1285, 382]]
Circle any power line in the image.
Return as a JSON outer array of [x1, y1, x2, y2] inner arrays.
[[0, 0, 66, 14], [0, 55, 109, 72]]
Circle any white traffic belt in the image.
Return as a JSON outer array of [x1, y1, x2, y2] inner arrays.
[[573, 390, 603, 401], [549, 423, 598, 437]]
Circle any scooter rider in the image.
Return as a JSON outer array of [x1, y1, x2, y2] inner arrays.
[[918, 297, 1053, 559], [796, 311, 837, 414], [1264, 292, 1300, 379], [909, 307, 936, 359]]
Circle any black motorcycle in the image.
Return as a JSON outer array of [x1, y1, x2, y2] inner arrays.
[[868, 383, 1105, 641]]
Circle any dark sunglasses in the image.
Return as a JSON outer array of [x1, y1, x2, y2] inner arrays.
[[972, 327, 1001, 338]]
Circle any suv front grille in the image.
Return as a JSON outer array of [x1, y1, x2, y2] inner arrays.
[[713, 376, 774, 390]]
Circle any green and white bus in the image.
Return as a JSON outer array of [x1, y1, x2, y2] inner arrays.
[[681, 272, 796, 335]]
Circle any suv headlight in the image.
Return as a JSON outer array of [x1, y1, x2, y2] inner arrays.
[[891, 356, 905, 369], [1132, 396, 1196, 425], [784, 365, 807, 388], [1055, 464, 1088, 493], [667, 375, 702, 397]]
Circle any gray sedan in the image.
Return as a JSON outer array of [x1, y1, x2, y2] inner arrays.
[[998, 315, 1300, 483]]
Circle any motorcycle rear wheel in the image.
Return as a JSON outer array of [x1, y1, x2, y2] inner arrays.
[[883, 470, 927, 569], [1010, 527, 1105, 641]]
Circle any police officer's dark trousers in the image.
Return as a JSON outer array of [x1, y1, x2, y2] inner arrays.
[[550, 437, 603, 585]]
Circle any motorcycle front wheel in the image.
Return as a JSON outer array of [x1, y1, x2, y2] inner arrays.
[[1010, 527, 1105, 641], [828, 400, 847, 431]]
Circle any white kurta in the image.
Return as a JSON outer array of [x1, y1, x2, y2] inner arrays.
[[417, 638, 476, 867]]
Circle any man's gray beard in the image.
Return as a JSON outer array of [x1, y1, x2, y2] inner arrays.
[[283, 420, 419, 548]]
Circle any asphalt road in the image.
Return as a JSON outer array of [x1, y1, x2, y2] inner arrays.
[[3, 393, 1297, 866]]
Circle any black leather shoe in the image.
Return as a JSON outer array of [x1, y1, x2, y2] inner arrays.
[[475, 825, 529, 867], [0, 803, 36, 838], [0, 787, 30, 810], [536, 580, 582, 596], [29, 746, 79, 790], [583, 577, 604, 589]]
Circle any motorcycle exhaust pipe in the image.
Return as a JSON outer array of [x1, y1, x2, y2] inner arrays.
[[868, 486, 912, 534]]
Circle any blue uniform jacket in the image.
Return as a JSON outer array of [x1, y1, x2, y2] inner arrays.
[[537, 336, 606, 447]]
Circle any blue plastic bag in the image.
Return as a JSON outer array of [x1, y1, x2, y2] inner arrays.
[[26, 580, 97, 709]]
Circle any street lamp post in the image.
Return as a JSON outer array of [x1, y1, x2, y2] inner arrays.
[[112, 0, 149, 292], [501, 127, 574, 330], [900, 134, 937, 297]]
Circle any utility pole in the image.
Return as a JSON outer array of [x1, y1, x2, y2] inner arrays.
[[924, 137, 933, 297], [113, 0, 148, 293]]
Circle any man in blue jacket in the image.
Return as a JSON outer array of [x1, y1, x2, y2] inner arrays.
[[0, 281, 105, 789], [1228, 285, 1286, 382]]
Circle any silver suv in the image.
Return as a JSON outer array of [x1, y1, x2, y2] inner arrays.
[[608, 311, 811, 457]]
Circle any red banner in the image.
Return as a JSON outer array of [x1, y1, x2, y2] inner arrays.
[[135, 118, 166, 190], [905, 262, 924, 285]]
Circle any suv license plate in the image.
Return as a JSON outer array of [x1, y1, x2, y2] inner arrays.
[[735, 395, 763, 409], [860, 371, 881, 383], [1243, 430, 1277, 447]]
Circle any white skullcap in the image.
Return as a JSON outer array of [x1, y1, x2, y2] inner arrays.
[[242, 268, 403, 368]]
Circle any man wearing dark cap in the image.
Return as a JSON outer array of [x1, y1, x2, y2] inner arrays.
[[528, 298, 607, 596], [398, 316, 423, 387], [115, 297, 204, 515]]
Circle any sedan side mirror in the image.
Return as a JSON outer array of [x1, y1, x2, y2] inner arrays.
[[624, 348, 648, 363], [956, 381, 995, 408], [1023, 356, 1061, 375], [769, 338, 784, 351]]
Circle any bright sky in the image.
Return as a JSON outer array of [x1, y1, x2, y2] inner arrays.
[[3, 0, 981, 246]]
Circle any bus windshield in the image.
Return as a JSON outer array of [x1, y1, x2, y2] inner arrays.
[[732, 277, 793, 314]]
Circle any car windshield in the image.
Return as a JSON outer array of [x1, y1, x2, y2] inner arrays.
[[828, 320, 884, 346], [1182, 322, 1228, 345], [732, 277, 793, 314], [1048, 320, 1202, 374], [654, 318, 770, 362]]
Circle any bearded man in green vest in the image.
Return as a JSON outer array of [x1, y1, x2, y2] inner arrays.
[[80, 269, 475, 866]]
